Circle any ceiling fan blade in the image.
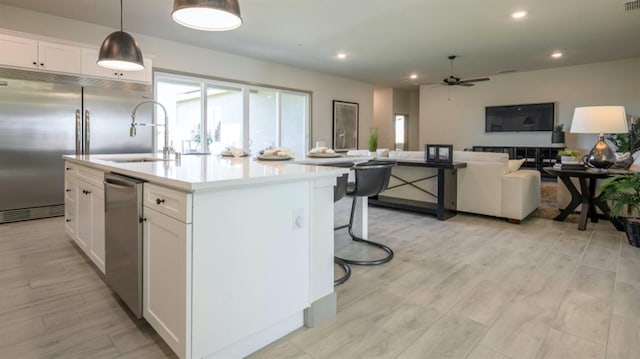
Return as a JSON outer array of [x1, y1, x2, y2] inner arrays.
[[459, 77, 490, 84], [457, 82, 474, 87]]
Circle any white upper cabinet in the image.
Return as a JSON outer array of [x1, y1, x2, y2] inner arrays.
[[0, 34, 81, 73], [0, 33, 38, 68], [37, 40, 81, 73], [0, 30, 152, 84], [81, 48, 152, 83]]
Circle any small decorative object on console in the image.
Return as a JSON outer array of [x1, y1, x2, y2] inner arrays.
[[425, 144, 453, 164]]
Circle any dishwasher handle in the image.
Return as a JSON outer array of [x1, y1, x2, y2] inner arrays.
[[104, 178, 136, 189]]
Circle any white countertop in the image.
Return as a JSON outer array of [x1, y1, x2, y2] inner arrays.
[[63, 153, 357, 192]]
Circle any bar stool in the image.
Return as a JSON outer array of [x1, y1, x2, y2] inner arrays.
[[333, 172, 351, 286], [335, 162, 394, 266]]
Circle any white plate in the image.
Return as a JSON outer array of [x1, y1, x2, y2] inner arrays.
[[307, 152, 342, 158], [257, 154, 292, 161]]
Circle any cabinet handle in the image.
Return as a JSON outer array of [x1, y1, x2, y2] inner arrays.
[[40, 63, 44, 67], [32, 61, 37, 65], [65, 219, 71, 223], [65, 189, 71, 193], [66, 167, 72, 171], [119, 73, 123, 76], [85, 190, 91, 194], [114, 72, 118, 76], [156, 198, 165, 205], [139, 217, 147, 223]]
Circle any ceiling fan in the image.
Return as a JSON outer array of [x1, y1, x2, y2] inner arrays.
[[441, 55, 489, 87]]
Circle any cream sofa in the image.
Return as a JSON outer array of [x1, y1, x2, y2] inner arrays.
[[384, 150, 541, 221]]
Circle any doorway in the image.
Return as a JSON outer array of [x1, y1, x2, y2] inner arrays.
[[394, 114, 408, 150]]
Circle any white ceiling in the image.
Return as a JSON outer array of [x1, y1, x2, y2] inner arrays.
[[2, 0, 640, 88]]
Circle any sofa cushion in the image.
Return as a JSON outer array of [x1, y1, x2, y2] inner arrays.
[[508, 159, 526, 173]]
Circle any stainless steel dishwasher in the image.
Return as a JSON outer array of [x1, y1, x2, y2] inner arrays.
[[104, 172, 145, 318]]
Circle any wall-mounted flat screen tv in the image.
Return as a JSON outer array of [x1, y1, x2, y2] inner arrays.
[[485, 102, 555, 132]]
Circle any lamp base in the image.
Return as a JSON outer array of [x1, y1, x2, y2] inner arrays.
[[586, 135, 615, 169]]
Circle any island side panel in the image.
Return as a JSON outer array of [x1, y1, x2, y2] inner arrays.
[[190, 181, 311, 358], [305, 176, 338, 326]]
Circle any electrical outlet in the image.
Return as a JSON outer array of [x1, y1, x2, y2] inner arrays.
[[292, 208, 305, 230]]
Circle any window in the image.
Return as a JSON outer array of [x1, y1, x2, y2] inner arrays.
[[154, 72, 310, 156]]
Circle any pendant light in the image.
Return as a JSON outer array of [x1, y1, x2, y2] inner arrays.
[[97, 0, 144, 71], [172, 0, 242, 31]]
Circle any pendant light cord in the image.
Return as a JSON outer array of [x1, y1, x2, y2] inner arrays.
[[120, 0, 123, 32]]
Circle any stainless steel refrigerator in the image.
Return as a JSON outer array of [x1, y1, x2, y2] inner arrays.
[[0, 77, 153, 223]]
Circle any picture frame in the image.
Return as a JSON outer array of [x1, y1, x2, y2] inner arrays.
[[437, 145, 453, 163], [425, 144, 438, 162], [333, 100, 359, 151], [425, 144, 453, 163]]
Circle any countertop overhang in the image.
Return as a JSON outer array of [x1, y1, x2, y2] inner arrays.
[[63, 153, 353, 192]]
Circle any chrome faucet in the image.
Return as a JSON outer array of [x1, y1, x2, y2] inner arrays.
[[130, 100, 171, 159]]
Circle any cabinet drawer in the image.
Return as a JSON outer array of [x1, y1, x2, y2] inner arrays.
[[144, 184, 192, 223], [75, 165, 105, 189]]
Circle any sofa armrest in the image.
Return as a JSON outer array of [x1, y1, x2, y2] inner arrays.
[[501, 170, 541, 220]]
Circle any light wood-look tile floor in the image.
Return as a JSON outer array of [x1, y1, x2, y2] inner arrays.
[[2, 199, 640, 359], [0, 217, 176, 359]]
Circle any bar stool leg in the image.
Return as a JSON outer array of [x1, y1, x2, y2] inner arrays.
[[335, 197, 394, 266], [333, 257, 351, 286]]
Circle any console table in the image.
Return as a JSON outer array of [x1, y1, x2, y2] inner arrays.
[[473, 146, 563, 179], [543, 167, 628, 231], [369, 161, 467, 220]]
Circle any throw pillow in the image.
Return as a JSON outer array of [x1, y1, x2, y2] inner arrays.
[[508, 159, 525, 173]]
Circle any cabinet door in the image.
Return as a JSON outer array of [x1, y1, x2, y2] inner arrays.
[[75, 182, 92, 253], [81, 48, 119, 79], [88, 184, 105, 273], [0, 33, 38, 68], [64, 177, 78, 238], [37, 41, 81, 73], [118, 58, 152, 83], [143, 207, 190, 359]]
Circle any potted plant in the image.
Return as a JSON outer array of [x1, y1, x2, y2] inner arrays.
[[607, 116, 640, 153], [368, 128, 378, 153], [600, 173, 640, 247], [552, 123, 565, 144], [558, 149, 581, 164]]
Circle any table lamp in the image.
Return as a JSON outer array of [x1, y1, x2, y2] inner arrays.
[[569, 106, 628, 169]]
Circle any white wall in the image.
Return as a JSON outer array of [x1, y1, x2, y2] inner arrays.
[[420, 58, 640, 153], [373, 88, 393, 149], [0, 5, 374, 150]]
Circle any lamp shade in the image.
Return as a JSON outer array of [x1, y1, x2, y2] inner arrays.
[[97, 31, 144, 71], [569, 106, 628, 134], [172, 0, 242, 31]]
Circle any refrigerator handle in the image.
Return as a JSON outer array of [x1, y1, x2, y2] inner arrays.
[[84, 109, 90, 154], [75, 109, 82, 155]]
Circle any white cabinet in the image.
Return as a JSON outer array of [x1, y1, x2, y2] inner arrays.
[[37, 40, 81, 73], [0, 31, 151, 83], [0, 33, 37, 68], [81, 48, 152, 83], [63, 162, 106, 273], [143, 206, 192, 359], [0, 34, 81, 73]]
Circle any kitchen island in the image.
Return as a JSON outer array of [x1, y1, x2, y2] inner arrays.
[[63, 153, 349, 359]]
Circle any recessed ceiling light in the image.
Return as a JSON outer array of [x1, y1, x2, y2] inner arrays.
[[551, 51, 563, 58], [511, 11, 527, 19], [336, 52, 347, 59], [410, 73, 418, 80]]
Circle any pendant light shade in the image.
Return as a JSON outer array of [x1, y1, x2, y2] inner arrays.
[[172, 0, 242, 31], [97, 0, 144, 71]]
